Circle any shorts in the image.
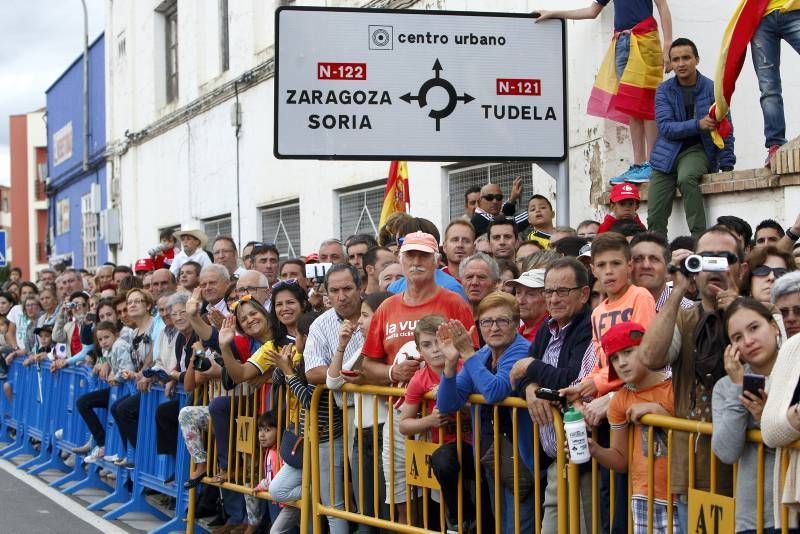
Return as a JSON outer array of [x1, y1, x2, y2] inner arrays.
[[631, 496, 679, 533]]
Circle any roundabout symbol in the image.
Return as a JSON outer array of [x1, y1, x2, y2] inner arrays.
[[400, 58, 474, 131]]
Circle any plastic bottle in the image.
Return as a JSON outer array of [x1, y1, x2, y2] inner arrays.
[[563, 407, 590, 464]]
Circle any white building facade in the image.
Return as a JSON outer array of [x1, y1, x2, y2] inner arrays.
[[105, 0, 800, 263]]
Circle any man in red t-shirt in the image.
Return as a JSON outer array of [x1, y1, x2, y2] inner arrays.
[[361, 231, 474, 518]]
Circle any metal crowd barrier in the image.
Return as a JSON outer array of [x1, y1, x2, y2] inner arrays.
[[0, 359, 207, 533], [306, 384, 569, 534]]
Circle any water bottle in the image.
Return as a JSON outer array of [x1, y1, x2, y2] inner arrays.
[[564, 407, 590, 464]]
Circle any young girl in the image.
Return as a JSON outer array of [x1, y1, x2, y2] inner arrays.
[[327, 291, 392, 530], [712, 298, 781, 533], [266, 310, 348, 534], [253, 411, 299, 534], [75, 321, 134, 463]]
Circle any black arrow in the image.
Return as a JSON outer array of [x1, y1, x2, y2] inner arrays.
[[457, 93, 475, 104], [400, 92, 419, 104], [432, 58, 443, 78]]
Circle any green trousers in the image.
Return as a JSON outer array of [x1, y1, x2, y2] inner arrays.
[[647, 144, 710, 238]]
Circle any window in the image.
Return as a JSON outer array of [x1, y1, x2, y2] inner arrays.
[[219, 0, 229, 72], [81, 193, 98, 270], [260, 202, 301, 259], [203, 215, 232, 244], [447, 162, 534, 220], [161, 1, 179, 102], [56, 198, 70, 236], [338, 182, 386, 240]]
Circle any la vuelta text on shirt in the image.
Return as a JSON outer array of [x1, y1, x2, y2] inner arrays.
[[385, 321, 418, 341]]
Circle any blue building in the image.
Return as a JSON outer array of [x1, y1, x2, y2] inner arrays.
[[45, 33, 108, 271]]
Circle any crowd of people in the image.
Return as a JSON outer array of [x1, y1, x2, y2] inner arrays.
[[2, 173, 800, 533]]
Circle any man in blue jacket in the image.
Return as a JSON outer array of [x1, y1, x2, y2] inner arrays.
[[647, 38, 736, 238]]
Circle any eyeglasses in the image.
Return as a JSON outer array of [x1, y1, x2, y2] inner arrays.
[[272, 278, 298, 291], [751, 265, 788, 278], [698, 251, 740, 264], [230, 294, 253, 312], [478, 317, 515, 329], [482, 194, 504, 202], [170, 310, 187, 319], [543, 286, 583, 298], [127, 298, 145, 305], [779, 305, 800, 319]]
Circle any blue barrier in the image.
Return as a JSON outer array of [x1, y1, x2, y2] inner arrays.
[[18, 361, 55, 470], [105, 383, 187, 531], [0, 360, 36, 459], [43, 366, 95, 483], [70, 380, 136, 507]]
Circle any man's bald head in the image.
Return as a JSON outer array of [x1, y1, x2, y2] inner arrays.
[[149, 268, 177, 300], [478, 183, 503, 215]]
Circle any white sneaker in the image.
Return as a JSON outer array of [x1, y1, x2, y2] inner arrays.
[[54, 429, 64, 440], [64, 454, 75, 468], [84, 446, 105, 464], [103, 453, 119, 463]]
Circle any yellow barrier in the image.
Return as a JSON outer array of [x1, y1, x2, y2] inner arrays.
[[306, 384, 570, 534], [578, 413, 800, 534]]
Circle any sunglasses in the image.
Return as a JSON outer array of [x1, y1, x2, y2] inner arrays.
[[751, 265, 788, 278], [482, 194, 504, 202], [230, 294, 253, 312], [272, 278, 298, 291]]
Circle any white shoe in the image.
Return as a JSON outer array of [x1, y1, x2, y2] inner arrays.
[[54, 429, 64, 440], [64, 454, 75, 468], [84, 446, 105, 464], [103, 453, 119, 463]]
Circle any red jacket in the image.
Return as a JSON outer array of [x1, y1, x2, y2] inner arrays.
[[597, 213, 645, 234]]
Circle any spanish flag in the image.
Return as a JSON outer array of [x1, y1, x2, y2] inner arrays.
[[710, 0, 770, 148], [587, 17, 664, 123], [379, 161, 410, 228]]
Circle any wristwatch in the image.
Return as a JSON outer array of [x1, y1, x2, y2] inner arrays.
[[786, 227, 800, 242]]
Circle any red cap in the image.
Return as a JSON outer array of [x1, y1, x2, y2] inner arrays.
[[134, 258, 154, 273], [609, 183, 640, 203], [399, 231, 438, 254], [304, 252, 319, 264], [601, 322, 645, 381]]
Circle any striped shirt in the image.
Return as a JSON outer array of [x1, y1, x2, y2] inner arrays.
[[541, 339, 597, 459], [656, 285, 696, 312], [304, 307, 365, 408]]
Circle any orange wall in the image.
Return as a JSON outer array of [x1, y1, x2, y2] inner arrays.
[[9, 115, 30, 279]]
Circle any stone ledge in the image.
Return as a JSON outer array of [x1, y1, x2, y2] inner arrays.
[[600, 166, 800, 204], [773, 137, 800, 175]]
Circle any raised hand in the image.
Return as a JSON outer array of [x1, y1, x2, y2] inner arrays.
[[338, 319, 355, 351], [186, 288, 203, 317], [218, 315, 237, 347], [723, 344, 744, 385]]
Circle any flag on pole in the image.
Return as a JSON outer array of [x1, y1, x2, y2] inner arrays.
[[379, 161, 410, 228], [710, 0, 769, 148]]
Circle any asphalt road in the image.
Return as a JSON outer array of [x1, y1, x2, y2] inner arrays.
[[0, 467, 105, 534]]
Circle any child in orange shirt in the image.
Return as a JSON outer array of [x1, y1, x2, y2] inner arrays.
[[587, 322, 675, 533]]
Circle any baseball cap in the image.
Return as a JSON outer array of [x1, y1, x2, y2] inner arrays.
[[504, 268, 545, 289], [601, 322, 646, 381], [399, 231, 438, 254], [609, 183, 640, 203], [34, 325, 53, 336], [134, 258, 154, 273]]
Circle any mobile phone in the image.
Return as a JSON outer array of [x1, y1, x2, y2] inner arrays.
[[536, 387, 568, 410], [341, 370, 360, 377], [743, 373, 765, 397]]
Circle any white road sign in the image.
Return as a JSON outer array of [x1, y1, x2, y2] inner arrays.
[[274, 7, 567, 161]]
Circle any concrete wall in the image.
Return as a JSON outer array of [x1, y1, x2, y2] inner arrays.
[[106, 0, 800, 265]]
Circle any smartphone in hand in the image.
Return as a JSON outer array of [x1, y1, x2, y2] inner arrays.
[[743, 373, 765, 397]]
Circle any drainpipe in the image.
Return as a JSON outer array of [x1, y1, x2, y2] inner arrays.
[[81, 0, 89, 171]]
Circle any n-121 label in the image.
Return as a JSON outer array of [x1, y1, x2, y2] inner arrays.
[[496, 78, 541, 96]]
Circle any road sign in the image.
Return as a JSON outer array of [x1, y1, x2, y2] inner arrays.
[[0, 230, 6, 267], [275, 7, 567, 161]]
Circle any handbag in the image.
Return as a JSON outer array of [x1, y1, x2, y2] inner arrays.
[[279, 428, 304, 469], [480, 433, 534, 500]]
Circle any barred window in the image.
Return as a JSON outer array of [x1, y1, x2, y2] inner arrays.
[[203, 215, 232, 244], [259, 201, 301, 259], [447, 162, 534, 221], [81, 193, 98, 271], [338, 182, 385, 240]]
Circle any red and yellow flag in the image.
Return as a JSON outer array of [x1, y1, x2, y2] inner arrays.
[[379, 161, 410, 228], [710, 0, 770, 148]]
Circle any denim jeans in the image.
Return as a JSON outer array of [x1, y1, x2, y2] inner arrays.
[[751, 9, 800, 147], [483, 461, 534, 534], [319, 435, 349, 534], [351, 424, 387, 534]]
